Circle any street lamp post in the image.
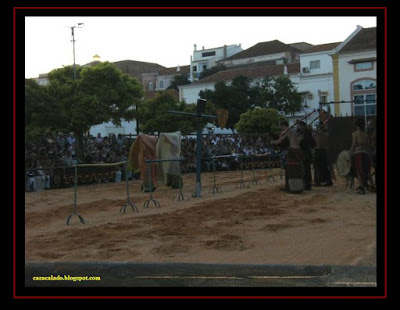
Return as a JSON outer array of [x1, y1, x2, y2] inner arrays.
[[67, 23, 83, 225], [70, 23, 84, 87]]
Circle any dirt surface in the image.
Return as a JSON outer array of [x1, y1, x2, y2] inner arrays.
[[25, 168, 377, 266]]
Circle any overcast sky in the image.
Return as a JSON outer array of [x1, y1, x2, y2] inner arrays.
[[24, 16, 377, 79]]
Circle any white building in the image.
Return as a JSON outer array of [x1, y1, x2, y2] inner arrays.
[[89, 120, 138, 137], [180, 40, 304, 105], [35, 73, 50, 86], [190, 44, 243, 82], [298, 42, 342, 115], [178, 62, 301, 105], [331, 26, 377, 119], [218, 40, 302, 68], [156, 65, 190, 90]]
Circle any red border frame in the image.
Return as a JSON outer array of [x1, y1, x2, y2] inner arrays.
[[14, 6, 387, 300]]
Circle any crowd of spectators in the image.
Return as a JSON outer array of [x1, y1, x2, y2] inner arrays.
[[25, 132, 282, 191], [182, 134, 281, 173], [25, 132, 132, 170], [25, 132, 133, 191]]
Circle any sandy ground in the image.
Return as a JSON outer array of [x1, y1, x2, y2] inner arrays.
[[25, 168, 377, 266]]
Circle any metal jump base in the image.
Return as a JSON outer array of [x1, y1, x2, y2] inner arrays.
[[120, 164, 139, 213]]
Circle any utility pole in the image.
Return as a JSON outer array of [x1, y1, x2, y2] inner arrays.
[[70, 23, 84, 90], [67, 23, 84, 225]]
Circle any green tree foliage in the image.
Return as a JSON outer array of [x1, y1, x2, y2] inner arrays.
[[42, 62, 143, 136], [183, 99, 216, 130], [199, 74, 302, 131], [139, 92, 198, 135], [167, 74, 191, 90], [26, 62, 143, 156], [76, 62, 143, 130], [25, 79, 54, 140], [235, 107, 286, 134], [258, 75, 302, 114], [44, 62, 143, 135], [199, 64, 227, 80], [199, 75, 255, 131]]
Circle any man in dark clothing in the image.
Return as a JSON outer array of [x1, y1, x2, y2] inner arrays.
[[296, 121, 315, 190], [312, 128, 333, 186]]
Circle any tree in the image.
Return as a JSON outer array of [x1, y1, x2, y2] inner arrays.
[[199, 64, 226, 80], [259, 75, 302, 115], [199, 75, 255, 132], [167, 74, 191, 90], [139, 92, 197, 135], [198, 74, 302, 132], [235, 107, 286, 135], [44, 62, 143, 156], [25, 79, 54, 140]]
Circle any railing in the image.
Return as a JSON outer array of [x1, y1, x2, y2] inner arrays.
[[25, 153, 285, 192]]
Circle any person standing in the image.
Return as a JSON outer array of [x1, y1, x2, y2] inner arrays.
[[296, 121, 315, 190], [312, 128, 333, 186], [350, 118, 372, 194], [270, 120, 304, 193]]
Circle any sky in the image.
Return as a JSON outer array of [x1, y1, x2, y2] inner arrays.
[[24, 16, 377, 79]]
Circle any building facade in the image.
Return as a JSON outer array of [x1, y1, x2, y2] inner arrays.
[[30, 26, 377, 137], [331, 26, 377, 120], [156, 65, 190, 90], [179, 62, 301, 104], [190, 44, 243, 82], [218, 40, 302, 69], [299, 42, 341, 115]]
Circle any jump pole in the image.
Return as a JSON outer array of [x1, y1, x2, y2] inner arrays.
[[168, 98, 216, 198], [66, 164, 85, 225], [120, 162, 139, 213]]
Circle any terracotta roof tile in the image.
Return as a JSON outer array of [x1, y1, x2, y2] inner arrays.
[[112, 60, 166, 80], [158, 65, 190, 75], [288, 42, 314, 51], [192, 63, 300, 85], [224, 40, 302, 60], [302, 42, 342, 54], [340, 27, 376, 53]]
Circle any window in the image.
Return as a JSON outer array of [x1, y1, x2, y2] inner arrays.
[[159, 80, 164, 89], [352, 78, 376, 117], [352, 80, 376, 91], [148, 82, 154, 91], [319, 95, 331, 114], [202, 51, 216, 57], [310, 60, 320, 69], [354, 94, 376, 116], [192, 65, 197, 72], [276, 59, 285, 65], [355, 61, 373, 71]]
